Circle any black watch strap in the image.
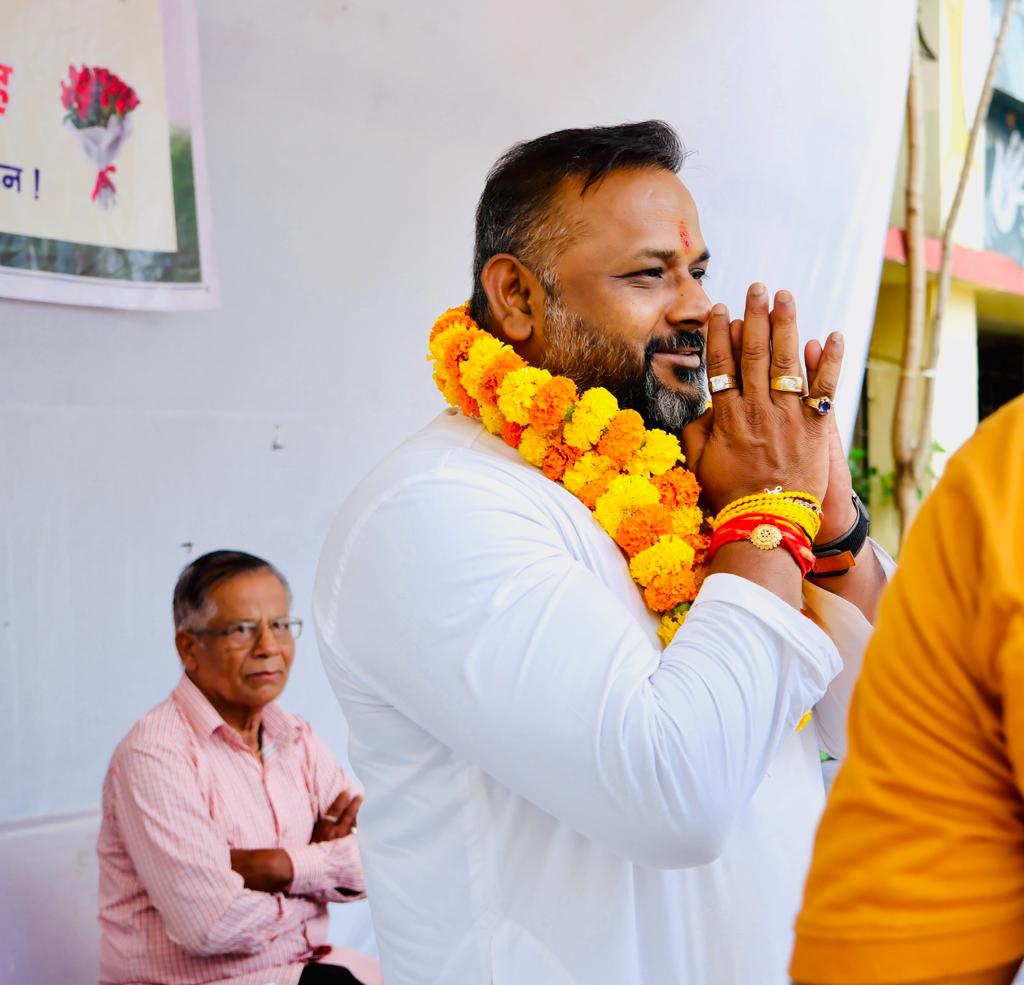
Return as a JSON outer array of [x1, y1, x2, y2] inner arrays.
[[810, 493, 870, 578]]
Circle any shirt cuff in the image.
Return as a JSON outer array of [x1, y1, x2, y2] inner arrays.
[[286, 843, 328, 897], [801, 537, 894, 641], [285, 837, 364, 899]]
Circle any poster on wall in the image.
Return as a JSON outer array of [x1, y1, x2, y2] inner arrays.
[[0, 0, 216, 310], [986, 90, 1024, 270]]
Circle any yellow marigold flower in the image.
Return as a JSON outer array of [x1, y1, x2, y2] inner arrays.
[[562, 451, 614, 496], [427, 332, 455, 384], [627, 429, 683, 477], [479, 401, 506, 436], [628, 534, 696, 587], [428, 322, 477, 385], [497, 366, 553, 426], [440, 374, 464, 409], [593, 475, 661, 536], [670, 504, 704, 538], [478, 350, 526, 407], [517, 426, 550, 467], [460, 334, 507, 405], [563, 387, 619, 449], [658, 607, 690, 647], [427, 319, 468, 363]]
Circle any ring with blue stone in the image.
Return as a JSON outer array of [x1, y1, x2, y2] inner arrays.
[[801, 394, 833, 416]]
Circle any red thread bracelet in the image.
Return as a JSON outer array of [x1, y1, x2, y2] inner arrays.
[[708, 514, 816, 577]]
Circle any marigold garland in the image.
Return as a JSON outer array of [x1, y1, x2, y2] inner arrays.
[[429, 302, 707, 646]]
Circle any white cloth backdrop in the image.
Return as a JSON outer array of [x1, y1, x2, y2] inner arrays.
[[0, 0, 912, 977]]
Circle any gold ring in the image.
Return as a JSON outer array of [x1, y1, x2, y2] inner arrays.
[[770, 375, 805, 394], [709, 374, 739, 394], [801, 394, 834, 416]]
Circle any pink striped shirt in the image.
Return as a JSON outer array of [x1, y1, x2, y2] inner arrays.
[[98, 674, 366, 985]]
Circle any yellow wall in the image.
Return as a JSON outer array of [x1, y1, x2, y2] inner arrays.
[[864, 284, 906, 555]]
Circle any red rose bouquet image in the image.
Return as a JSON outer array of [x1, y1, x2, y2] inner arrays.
[[60, 66, 141, 209]]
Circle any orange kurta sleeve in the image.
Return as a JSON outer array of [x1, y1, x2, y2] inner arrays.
[[790, 395, 1024, 984]]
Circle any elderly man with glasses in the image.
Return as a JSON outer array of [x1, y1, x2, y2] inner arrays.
[[97, 550, 378, 985]]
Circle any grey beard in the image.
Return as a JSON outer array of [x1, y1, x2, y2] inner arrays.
[[643, 365, 710, 431], [540, 293, 709, 432]]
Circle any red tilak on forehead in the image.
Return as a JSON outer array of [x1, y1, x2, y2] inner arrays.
[[678, 221, 692, 253]]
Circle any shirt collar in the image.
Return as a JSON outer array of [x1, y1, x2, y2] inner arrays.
[[172, 673, 297, 748], [259, 699, 297, 747]]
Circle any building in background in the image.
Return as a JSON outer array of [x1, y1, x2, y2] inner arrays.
[[859, 0, 1024, 552]]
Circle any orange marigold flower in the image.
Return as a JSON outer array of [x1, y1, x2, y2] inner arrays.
[[614, 504, 674, 557], [429, 303, 471, 342], [597, 409, 646, 466], [652, 467, 701, 509], [502, 420, 525, 448], [643, 570, 699, 613], [442, 330, 481, 380], [456, 386, 480, 418], [541, 440, 582, 482], [686, 531, 712, 565], [529, 376, 578, 436], [577, 473, 615, 510], [478, 350, 526, 407]]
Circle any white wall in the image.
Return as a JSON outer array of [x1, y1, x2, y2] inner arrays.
[[0, 0, 912, 960]]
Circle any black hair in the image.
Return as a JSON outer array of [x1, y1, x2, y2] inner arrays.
[[469, 120, 685, 325], [172, 549, 290, 631]]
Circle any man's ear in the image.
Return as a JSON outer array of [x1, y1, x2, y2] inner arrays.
[[175, 630, 199, 675], [479, 254, 546, 343]]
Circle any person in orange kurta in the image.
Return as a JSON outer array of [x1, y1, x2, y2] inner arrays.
[[790, 393, 1024, 985]]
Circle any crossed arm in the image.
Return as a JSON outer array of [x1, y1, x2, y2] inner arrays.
[[229, 786, 362, 895], [113, 736, 364, 957]]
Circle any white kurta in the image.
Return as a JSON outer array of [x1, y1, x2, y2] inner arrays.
[[314, 409, 874, 985]]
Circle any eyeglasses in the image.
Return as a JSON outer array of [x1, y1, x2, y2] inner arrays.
[[193, 618, 303, 649]]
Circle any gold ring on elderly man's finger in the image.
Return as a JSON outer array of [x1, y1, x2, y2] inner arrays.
[[769, 375, 806, 394], [801, 394, 834, 416], [709, 374, 739, 394]]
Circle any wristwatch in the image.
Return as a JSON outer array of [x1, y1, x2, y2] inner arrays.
[[810, 493, 870, 578]]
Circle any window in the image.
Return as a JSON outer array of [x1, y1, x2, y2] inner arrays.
[[978, 327, 1024, 420]]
